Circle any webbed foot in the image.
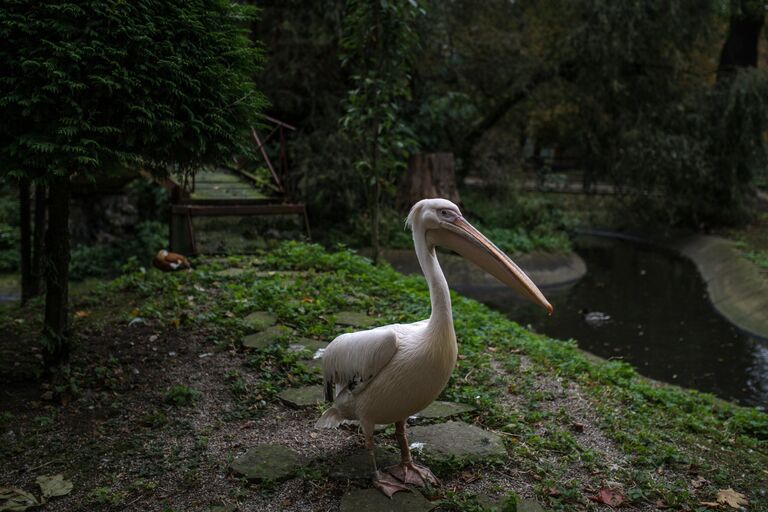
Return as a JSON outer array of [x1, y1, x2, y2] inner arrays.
[[373, 470, 410, 497], [386, 461, 440, 487]]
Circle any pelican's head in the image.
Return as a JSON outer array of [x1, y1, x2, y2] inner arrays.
[[406, 198, 553, 315]]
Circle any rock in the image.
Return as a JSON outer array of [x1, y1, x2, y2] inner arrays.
[[230, 444, 301, 481], [335, 311, 378, 328], [278, 386, 325, 407], [243, 311, 277, 330], [242, 325, 292, 349], [407, 421, 506, 464], [208, 505, 237, 512], [415, 401, 475, 419], [340, 488, 436, 512], [214, 268, 251, 277], [330, 448, 399, 481], [287, 338, 328, 359]]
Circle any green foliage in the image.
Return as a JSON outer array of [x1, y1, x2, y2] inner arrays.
[[462, 189, 572, 253], [340, 0, 422, 256], [0, 0, 266, 181], [520, 0, 768, 228], [69, 220, 167, 280], [164, 385, 201, 407]]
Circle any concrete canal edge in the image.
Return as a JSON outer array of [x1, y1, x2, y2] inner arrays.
[[381, 248, 587, 291], [668, 235, 768, 341], [580, 229, 768, 341]]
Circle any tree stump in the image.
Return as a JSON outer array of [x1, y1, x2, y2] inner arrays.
[[398, 153, 460, 210]]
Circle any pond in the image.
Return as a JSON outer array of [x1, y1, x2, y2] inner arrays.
[[387, 235, 768, 409]]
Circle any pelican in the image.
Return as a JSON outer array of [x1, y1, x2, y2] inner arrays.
[[316, 198, 552, 496]]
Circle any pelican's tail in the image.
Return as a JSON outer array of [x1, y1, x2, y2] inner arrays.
[[315, 406, 344, 428]]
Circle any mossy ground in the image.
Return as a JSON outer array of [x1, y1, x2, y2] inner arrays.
[[1, 242, 766, 511]]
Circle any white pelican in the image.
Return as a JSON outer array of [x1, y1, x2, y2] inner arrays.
[[316, 198, 552, 496]]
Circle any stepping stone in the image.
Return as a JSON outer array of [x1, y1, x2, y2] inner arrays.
[[340, 488, 435, 512], [330, 448, 399, 481], [287, 338, 328, 359], [518, 498, 548, 512], [243, 311, 277, 330], [408, 421, 506, 464], [242, 325, 292, 349], [208, 505, 237, 512], [214, 268, 251, 277], [415, 401, 475, 419], [335, 311, 378, 328], [230, 444, 301, 481], [278, 385, 325, 407]]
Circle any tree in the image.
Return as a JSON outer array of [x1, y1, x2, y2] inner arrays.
[[0, 0, 266, 367], [339, 0, 421, 262]]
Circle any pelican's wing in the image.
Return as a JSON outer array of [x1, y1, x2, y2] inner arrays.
[[322, 327, 398, 401]]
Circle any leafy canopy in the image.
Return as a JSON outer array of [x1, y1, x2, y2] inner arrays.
[[0, 0, 266, 181]]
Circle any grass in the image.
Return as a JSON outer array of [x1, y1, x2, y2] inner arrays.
[[1, 241, 766, 510]]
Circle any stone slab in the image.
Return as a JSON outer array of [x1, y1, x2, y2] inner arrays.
[[243, 311, 277, 330], [287, 338, 328, 359], [215, 268, 252, 277], [335, 311, 379, 328], [230, 444, 301, 481], [242, 325, 292, 349], [340, 488, 435, 512], [278, 386, 325, 407], [415, 401, 475, 419], [408, 421, 506, 464], [330, 448, 399, 481]]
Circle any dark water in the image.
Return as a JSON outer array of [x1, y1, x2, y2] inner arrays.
[[455, 236, 768, 409]]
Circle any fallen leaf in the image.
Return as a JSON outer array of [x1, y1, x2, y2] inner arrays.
[[170, 318, 180, 328], [544, 486, 560, 496], [73, 310, 90, 319], [460, 470, 479, 483], [0, 486, 41, 511], [131, 308, 140, 317], [224, 311, 235, 318], [590, 487, 625, 508], [571, 422, 585, 433], [300, 297, 314, 303], [716, 488, 748, 509], [654, 499, 669, 509], [700, 502, 720, 508], [35, 474, 72, 499], [692, 475, 708, 489]]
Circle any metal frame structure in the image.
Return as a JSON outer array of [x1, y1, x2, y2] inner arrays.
[[167, 117, 310, 255]]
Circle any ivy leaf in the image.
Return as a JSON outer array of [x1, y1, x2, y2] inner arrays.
[[35, 474, 72, 499], [716, 488, 748, 509]]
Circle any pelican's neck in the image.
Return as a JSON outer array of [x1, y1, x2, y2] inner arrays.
[[414, 227, 453, 334]]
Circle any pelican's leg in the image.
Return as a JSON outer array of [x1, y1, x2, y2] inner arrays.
[[386, 420, 440, 486], [365, 427, 409, 497]]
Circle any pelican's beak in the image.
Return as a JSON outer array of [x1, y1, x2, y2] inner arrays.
[[426, 217, 553, 315]]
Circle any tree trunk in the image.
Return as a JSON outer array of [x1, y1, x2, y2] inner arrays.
[[43, 177, 71, 368], [31, 185, 47, 298], [19, 178, 32, 304], [716, 6, 764, 82], [398, 153, 461, 210], [370, 132, 380, 264]]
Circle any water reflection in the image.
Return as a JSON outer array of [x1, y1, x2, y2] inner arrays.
[[467, 236, 767, 409]]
